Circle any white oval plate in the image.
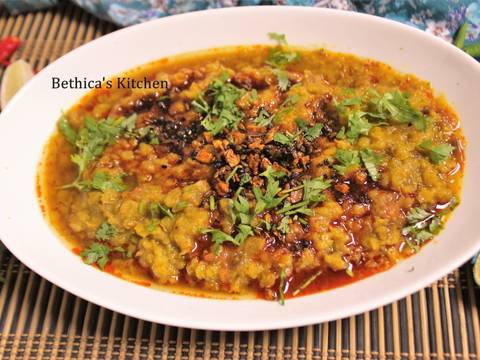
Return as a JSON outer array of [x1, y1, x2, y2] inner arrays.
[[0, 7, 479, 331]]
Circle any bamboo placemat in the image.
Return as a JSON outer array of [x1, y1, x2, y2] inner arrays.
[[0, 3, 479, 359]]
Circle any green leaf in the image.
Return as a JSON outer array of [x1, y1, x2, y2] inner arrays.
[[302, 177, 331, 203], [268, 32, 287, 46], [95, 221, 118, 242], [370, 91, 428, 131], [64, 114, 137, 188], [149, 202, 174, 219], [226, 165, 240, 184], [272, 68, 290, 91], [333, 149, 360, 175], [303, 123, 323, 141], [359, 148, 382, 181], [59, 115, 77, 146], [345, 111, 372, 143], [277, 216, 290, 234], [336, 95, 361, 114], [194, 74, 245, 135], [266, 33, 300, 69], [201, 228, 235, 254], [90, 171, 127, 192], [120, 113, 138, 133], [80, 243, 110, 269], [406, 207, 431, 224], [209, 195, 216, 211], [418, 139, 454, 164], [253, 108, 272, 127], [273, 131, 297, 146]]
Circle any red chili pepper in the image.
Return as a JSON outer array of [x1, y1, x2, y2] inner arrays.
[[0, 36, 21, 66]]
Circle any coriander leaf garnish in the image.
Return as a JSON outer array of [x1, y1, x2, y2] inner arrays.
[[201, 228, 235, 254], [359, 148, 382, 181], [336, 95, 361, 114], [62, 114, 137, 189], [96, 221, 118, 242], [266, 33, 300, 91], [292, 269, 322, 296], [59, 115, 77, 146], [209, 195, 216, 211], [370, 91, 428, 131], [418, 139, 454, 164], [193, 73, 245, 135], [226, 165, 240, 184], [149, 202, 174, 219], [401, 200, 458, 252], [268, 32, 287, 46], [91, 171, 127, 192], [254, 166, 288, 214], [277, 177, 330, 217], [272, 68, 290, 91], [303, 123, 323, 141], [333, 149, 360, 175], [273, 131, 297, 146], [407, 207, 431, 223], [80, 243, 110, 269], [203, 189, 254, 253], [345, 111, 373, 143], [253, 108, 271, 127], [277, 216, 290, 234], [302, 177, 331, 203]]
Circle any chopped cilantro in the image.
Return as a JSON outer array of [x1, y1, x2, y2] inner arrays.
[[193, 73, 245, 135], [336, 95, 361, 114], [253, 108, 272, 127], [268, 32, 287, 46], [273, 131, 297, 146], [80, 243, 110, 269], [149, 202, 174, 219], [292, 269, 322, 296], [359, 148, 382, 181], [333, 149, 360, 175], [401, 204, 453, 251], [201, 228, 235, 254], [272, 68, 290, 91], [95, 221, 118, 242], [266, 33, 300, 91], [63, 114, 137, 189], [370, 91, 428, 131], [418, 139, 454, 164], [59, 115, 77, 146], [277, 177, 330, 216], [209, 195, 216, 211], [303, 123, 323, 141], [345, 111, 373, 143], [226, 165, 240, 184], [91, 172, 127, 192], [254, 166, 287, 214], [277, 216, 290, 234]]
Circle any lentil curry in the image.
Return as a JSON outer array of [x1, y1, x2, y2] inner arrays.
[[39, 34, 464, 302]]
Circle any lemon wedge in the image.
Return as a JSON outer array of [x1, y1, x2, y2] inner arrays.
[[0, 59, 34, 110]]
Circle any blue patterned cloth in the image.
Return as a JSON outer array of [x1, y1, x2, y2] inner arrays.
[[0, 1, 479, 46]]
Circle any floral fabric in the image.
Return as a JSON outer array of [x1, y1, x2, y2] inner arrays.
[[0, 1, 479, 46]]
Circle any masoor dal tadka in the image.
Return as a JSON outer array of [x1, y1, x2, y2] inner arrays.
[[40, 43, 464, 301]]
